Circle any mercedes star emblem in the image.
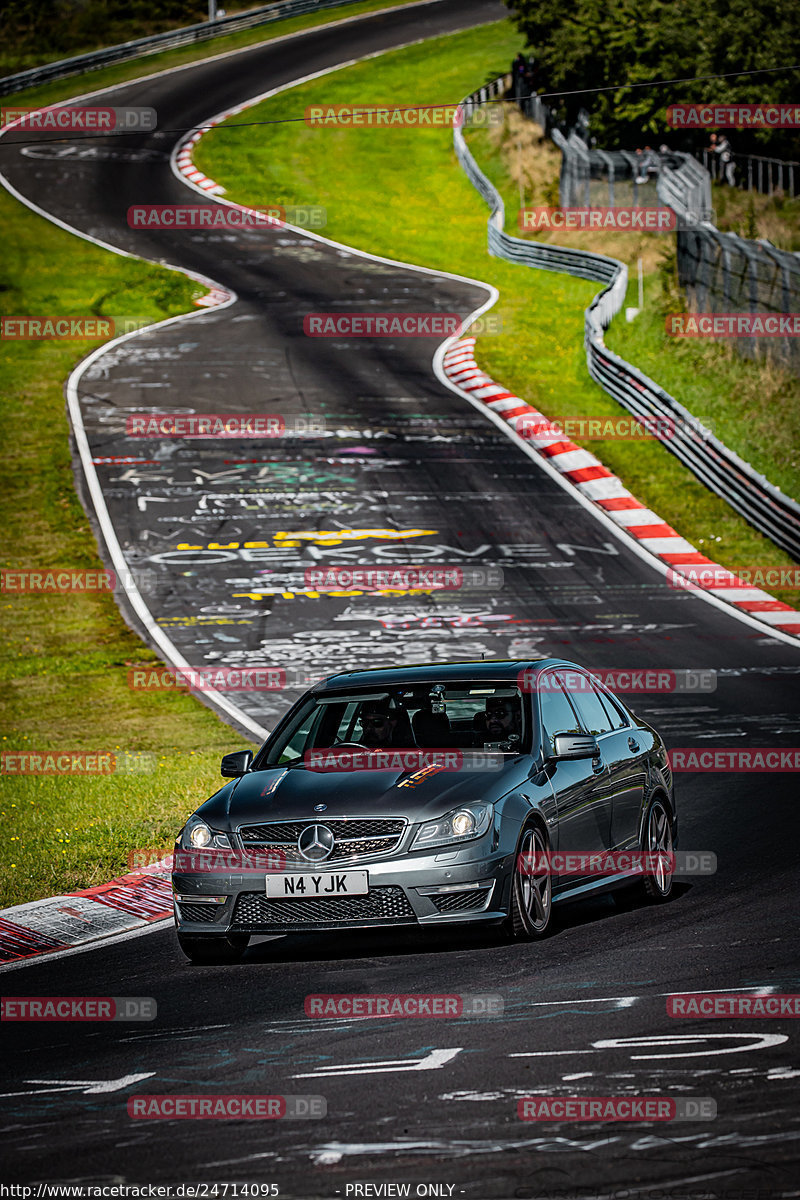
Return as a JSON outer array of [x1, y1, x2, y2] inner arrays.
[[297, 823, 335, 862]]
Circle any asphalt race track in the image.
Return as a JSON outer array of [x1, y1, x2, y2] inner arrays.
[[1, 0, 799, 1194]]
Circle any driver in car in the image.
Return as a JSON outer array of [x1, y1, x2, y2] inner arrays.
[[485, 697, 522, 745], [358, 701, 411, 748]]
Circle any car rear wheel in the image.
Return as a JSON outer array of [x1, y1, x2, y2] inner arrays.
[[505, 821, 553, 940], [641, 796, 674, 902], [177, 932, 250, 964]]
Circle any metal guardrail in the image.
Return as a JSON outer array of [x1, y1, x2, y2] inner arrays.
[[656, 153, 713, 226], [0, 0, 363, 97], [455, 81, 800, 560]]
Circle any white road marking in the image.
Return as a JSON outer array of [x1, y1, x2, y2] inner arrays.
[[511, 1033, 789, 1059], [292, 1047, 462, 1078], [0, 1072, 155, 1098]]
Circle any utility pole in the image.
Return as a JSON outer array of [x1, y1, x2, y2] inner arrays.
[[209, 0, 217, 21]]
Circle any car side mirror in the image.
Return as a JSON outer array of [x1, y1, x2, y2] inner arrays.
[[221, 750, 253, 777], [552, 733, 600, 760]]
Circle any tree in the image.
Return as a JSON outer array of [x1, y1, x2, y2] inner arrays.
[[506, 0, 800, 155]]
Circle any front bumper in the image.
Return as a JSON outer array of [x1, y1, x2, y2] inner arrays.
[[172, 842, 512, 935]]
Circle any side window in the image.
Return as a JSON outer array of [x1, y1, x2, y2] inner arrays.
[[538, 673, 582, 756], [596, 685, 628, 730], [278, 709, 320, 762], [565, 674, 615, 736]]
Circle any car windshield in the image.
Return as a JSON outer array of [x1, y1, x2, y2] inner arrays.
[[260, 683, 530, 766]]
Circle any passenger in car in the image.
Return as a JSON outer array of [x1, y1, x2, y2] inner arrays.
[[484, 698, 522, 744]]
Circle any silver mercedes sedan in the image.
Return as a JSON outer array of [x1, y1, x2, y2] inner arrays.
[[172, 658, 676, 962]]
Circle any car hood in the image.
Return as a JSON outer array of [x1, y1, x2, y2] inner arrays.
[[198, 759, 531, 829]]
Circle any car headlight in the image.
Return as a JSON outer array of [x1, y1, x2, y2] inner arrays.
[[410, 803, 493, 851], [179, 817, 232, 851]]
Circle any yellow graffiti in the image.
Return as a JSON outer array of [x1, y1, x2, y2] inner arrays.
[[272, 528, 437, 546], [176, 530, 436, 551], [232, 588, 442, 601]]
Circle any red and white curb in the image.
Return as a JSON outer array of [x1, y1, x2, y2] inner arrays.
[[0, 858, 173, 967], [175, 127, 227, 195], [443, 338, 800, 638]]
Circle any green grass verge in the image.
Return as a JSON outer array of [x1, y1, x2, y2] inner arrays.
[[0, 150, 254, 912], [194, 20, 800, 605]]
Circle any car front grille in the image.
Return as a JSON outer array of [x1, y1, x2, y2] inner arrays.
[[238, 818, 407, 863], [231, 886, 415, 928], [429, 888, 492, 914]]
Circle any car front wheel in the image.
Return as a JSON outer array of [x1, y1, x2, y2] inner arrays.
[[177, 932, 250, 964], [505, 821, 554, 940]]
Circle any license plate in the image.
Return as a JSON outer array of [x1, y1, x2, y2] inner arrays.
[[266, 870, 369, 898]]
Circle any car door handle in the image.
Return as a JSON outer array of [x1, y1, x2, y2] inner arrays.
[[628, 737, 640, 752], [592, 757, 607, 774]]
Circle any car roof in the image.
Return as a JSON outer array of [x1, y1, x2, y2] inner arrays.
[[311, 658, 584, 693]]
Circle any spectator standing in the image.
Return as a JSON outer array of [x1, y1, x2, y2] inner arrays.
[[512, 52, 527, 106], [641, 145, 660, 178], [714, 134, 736, 186]]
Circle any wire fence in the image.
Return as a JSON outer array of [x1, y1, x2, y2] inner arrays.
[[550, 118, 800, 375], [676, 228, 800, 372], [454, 80, 800, 558]]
